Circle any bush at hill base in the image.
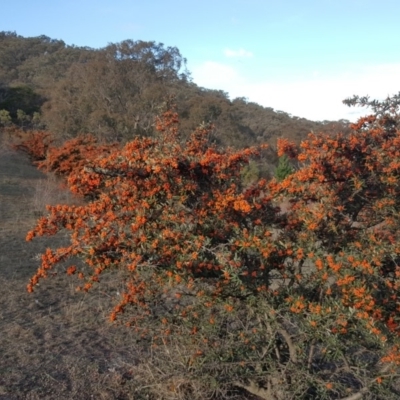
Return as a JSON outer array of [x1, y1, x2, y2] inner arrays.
[[22, 97, 400, 399]]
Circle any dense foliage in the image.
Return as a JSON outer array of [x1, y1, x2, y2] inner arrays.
[[275, 154, 294, 181], [0, 31, 348, 155], [18, 93, 400, 399]]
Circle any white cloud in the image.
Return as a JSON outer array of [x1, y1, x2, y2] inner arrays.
[[224, 48, 253, 58], [191, 61, 241, 88], [191, 61, 400, 122]]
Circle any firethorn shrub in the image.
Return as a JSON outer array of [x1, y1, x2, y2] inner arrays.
[[22, 101, 400, 399]]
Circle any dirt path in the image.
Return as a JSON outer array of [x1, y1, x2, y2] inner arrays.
[[0, 140, 144, 400]]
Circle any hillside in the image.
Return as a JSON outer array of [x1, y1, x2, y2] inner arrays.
[[0, 32, 350, 160]]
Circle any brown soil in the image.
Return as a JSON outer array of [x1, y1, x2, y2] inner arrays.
[[0, 135, 148, 399]]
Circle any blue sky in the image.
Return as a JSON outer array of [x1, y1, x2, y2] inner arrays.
[[3, 0, 400, 122]]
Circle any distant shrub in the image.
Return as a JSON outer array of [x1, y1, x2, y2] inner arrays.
[[275, 153, 294, 181]]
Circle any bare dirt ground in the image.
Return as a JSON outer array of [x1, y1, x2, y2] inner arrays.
[[0, 134, 148, 399]]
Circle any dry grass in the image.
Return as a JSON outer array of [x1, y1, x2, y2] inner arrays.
[[0, 133, 154, 399]]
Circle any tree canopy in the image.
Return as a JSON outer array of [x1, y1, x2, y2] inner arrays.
[[0, 31, 348, 162]]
